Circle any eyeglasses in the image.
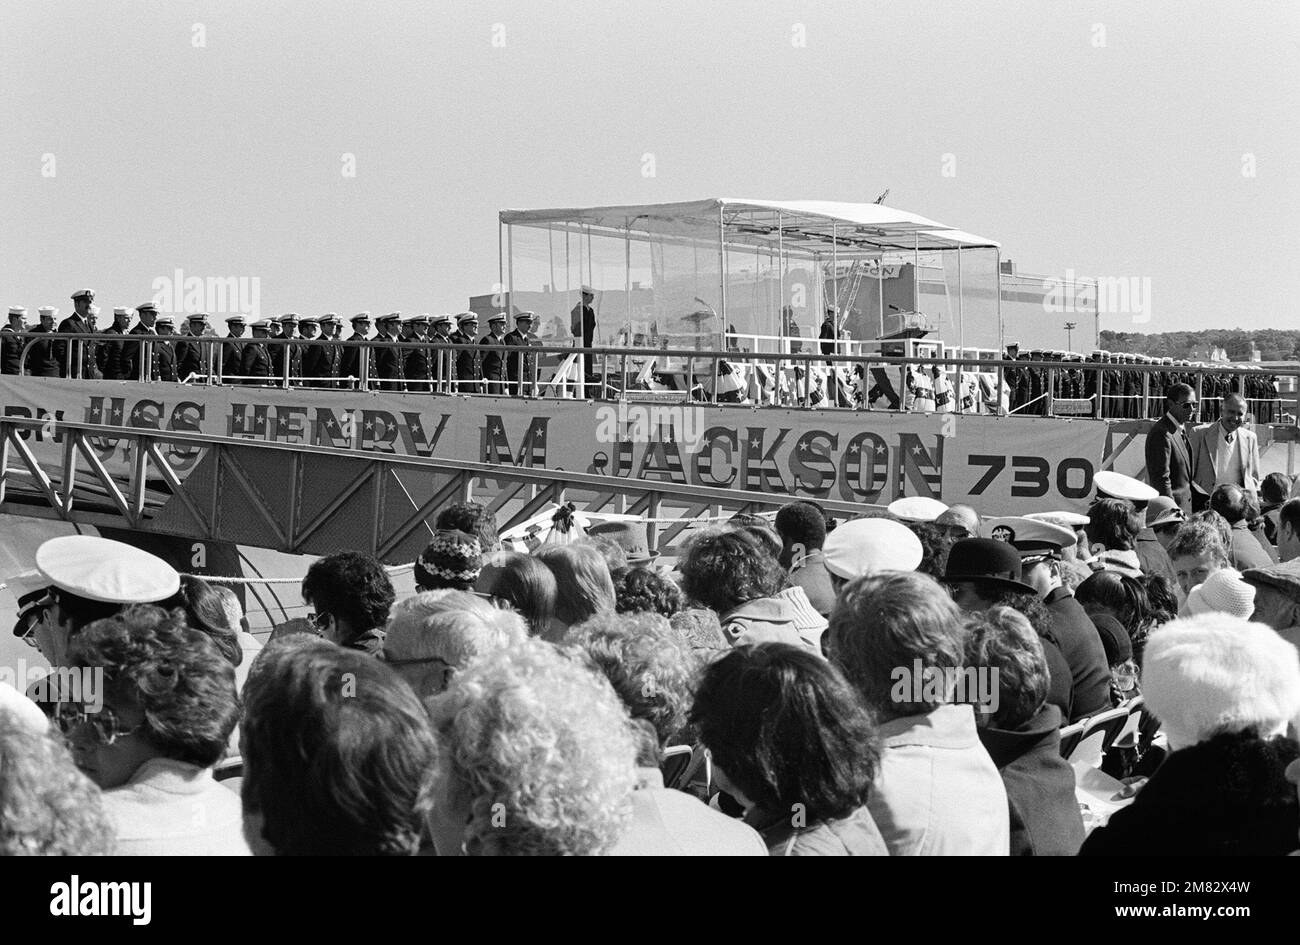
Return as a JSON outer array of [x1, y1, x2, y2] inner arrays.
[[53, 703, 142, 746]]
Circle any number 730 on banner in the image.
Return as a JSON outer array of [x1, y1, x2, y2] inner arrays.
[[967, 454, 1094, 499]]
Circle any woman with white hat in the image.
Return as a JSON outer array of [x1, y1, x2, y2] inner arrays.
[[1080, 614, 1300, 855]]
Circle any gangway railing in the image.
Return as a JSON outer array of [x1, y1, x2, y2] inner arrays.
[[0, 415, 880, 562], [7, 331, 1295, 423]]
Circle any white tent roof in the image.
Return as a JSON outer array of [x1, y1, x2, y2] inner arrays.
[[500, 198, 998, 252]]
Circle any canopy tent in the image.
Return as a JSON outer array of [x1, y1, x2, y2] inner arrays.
[[500, 198, 999, 256], [497, 198, 1003, 354]]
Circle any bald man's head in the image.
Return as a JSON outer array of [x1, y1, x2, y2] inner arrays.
[[1221, 393, 1248, 433]]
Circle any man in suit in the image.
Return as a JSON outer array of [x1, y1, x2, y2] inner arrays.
[[1189, 393, 1260, 498], [1144, 382, 1199, 515]]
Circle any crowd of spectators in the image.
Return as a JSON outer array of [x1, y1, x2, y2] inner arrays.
[[4, 484, 1300, 857]]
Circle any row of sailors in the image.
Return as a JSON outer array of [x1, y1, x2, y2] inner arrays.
[[1006, 348, 1283, 422], [2, 300, 544, 393]]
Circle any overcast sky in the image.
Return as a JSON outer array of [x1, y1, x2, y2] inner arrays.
[[2, 1, 1295, 334]]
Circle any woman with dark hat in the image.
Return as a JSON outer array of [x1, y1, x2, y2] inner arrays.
[[943, 538, 1081, 722]]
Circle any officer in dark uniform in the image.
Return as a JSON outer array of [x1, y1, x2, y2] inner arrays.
[[153, 315, 181, 381], [240, 319, 273, 385], [124, 302, 161, 380], [175, 313, 213, 381], [570, 286, 596, 349], [55, 289, 98, 379], [505, 311, 539, 397], [480, 312, 508, 395], [403, 314, 435, 393], [451, 312, 481, 394], [221, 314, 247, 383], [96, 307, 134, 380], [2, 307, 28, 375], [269, 313, 302, 385], [320, 313, 344, 387], [300, 316, 329, 387], [428, 313, 455, 392], [373, 312, 407, 392], [337, 312, 375, 389]]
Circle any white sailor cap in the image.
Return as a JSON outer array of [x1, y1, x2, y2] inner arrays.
[[431, 313, 453, 326], [70, 289, 95, 301], [320, 312, 341, 325], [278, 312, 299, 323], [456, 311, 479, 324], [514, 311, 535, 322], [377, 311, 401, 323], [112, 307, 131, 317], [886, 496, 949, 523], [226, 314, 247, 325], [155, 314, 176, 327], [7, 307, 27, 318], [580, 285, 594, 294], [38, 306, 58, 318], [350, 311, 372, 323], [823, 518, 924, 581], [1093, 470, 1158, 504], [1024, 510, 1090, 529], [188, 312, 210, 322], [983, 516, 1077, 557], [36, 536, 180, 605], [409, 313, 431, 324], [488, 312, 508, 323], [136, 301, 160, 313]]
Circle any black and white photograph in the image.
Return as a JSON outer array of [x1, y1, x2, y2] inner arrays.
[[0, 0, 1296, 910]]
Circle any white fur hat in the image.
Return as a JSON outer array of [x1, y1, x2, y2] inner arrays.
[[1142, 614, 1300, 751], [1186, 568, 1256, 620]]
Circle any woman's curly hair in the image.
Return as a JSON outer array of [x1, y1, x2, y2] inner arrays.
[[69, 605, 238, 768], [613, 566, 683, 618], [0, 724, 115, 855], [567, 612, 698, 758], [427, 638, 637, 856], [680, 528, 785, 614]]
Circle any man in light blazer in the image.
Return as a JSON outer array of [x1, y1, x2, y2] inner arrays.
[[1190, 393, 1261, 498]]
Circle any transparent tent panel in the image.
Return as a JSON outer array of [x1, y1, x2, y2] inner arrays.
[[506, 223, 1001, 357]]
